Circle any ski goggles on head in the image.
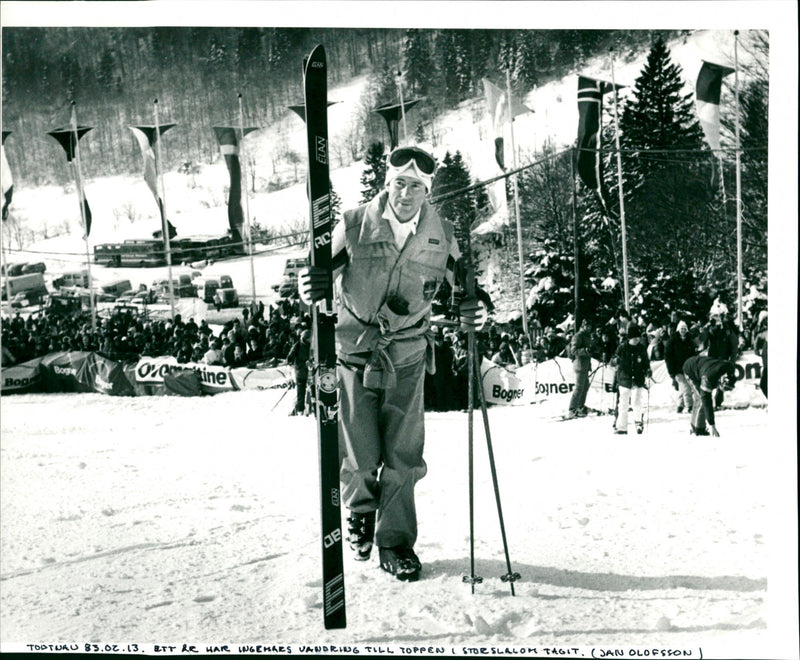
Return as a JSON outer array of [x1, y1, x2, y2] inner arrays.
[[388, 146, 436, 175], [386, 146, 436, 191]]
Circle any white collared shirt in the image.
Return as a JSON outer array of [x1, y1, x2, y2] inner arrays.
[[382, 203, 421, 250]]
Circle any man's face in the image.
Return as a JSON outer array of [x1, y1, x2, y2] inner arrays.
[[387, 176, 427, 222]]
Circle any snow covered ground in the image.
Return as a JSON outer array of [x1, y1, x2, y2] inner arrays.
[[0, 390, 797, 658], [1, 3, 797, 658]]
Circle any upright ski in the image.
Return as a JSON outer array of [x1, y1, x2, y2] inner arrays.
[[303, 44, 346, 630]]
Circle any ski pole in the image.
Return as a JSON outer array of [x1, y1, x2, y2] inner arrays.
[[473, 345, 521, 595], [271, 383, 292, 411], [461, 324, 482, 592]]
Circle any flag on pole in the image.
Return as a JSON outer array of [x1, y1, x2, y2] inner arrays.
[[482, 78, 532, 170], [213, 126, 258, 250], [473, 79, 532, 235], [47, 116, 94, 237], [695, 60, 735, 151], [129, 124, 177, 238], [575, 75, 623, 209], [1, 131, 12, 221], [371, 99, 421, 150]]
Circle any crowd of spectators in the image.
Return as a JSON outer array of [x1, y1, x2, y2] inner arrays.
[[0, 297, 309, 370], [424, 304, 768, 411], [2, 295, 768, 413]]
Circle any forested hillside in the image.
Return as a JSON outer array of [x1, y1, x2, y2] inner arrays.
[[2, 27, 676, 185]]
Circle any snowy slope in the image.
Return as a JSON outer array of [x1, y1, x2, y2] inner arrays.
[[0, 392, 790, 657], [5, 30, 757, 272]]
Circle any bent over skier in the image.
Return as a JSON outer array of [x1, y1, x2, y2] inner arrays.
[[682, 355, 737, 437], [300, 145, 484, 582]]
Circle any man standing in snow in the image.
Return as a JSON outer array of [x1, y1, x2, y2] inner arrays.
[[565, 320, 593, 419], [664, 320, 697, 413], [299, 145, 485, 582], [682, 355, 737, 437], [612, 323, 651, 435], [286, 328, 311, 415], [703, 312, 738, 409]]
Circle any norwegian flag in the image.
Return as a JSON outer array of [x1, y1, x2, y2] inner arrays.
[[213, 126, 258, 250], [575, 75, 624, 210]]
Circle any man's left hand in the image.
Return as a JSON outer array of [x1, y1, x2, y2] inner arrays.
[[458, 296, 487, 332]]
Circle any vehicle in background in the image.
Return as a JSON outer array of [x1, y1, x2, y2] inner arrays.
[[195, 274, 232, 302], [100, 279, 133, 299], [44, 293, 85, 317], [196, 278, 220, 303], [152, 275, 195, 298], [10, 293, 36, 308], [1, 273, 48, 301], [278, 276, 298, 298], [130, 290, 158, 305], [21, 262, 47, 274], [53, 270, 90, 289], [282, 256, 308, 279], [93, 234, 239, 268], [213, 287, 239, 310], [3, 263, 28, 277]]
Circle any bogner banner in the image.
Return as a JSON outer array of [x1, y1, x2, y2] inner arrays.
[[479, 352, 766, 410], [1, 357, 44, 393]]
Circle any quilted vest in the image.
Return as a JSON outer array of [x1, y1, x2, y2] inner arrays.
[[335, 191, 455, 371]]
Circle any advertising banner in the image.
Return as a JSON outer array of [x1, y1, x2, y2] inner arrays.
[[1, 357, 44, 393], [76, 352, 136, 396], [133, 356, 235, 395], [478, 352, 765, 411], [39, 351, 94, 393]]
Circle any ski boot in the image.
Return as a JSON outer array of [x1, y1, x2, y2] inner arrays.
[[346, 511, 375, 561], [379, 545, 422, 582], [689, 425, 709, 436], [635, 419, 644, 435]]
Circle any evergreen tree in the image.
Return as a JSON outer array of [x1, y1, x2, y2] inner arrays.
[[736, 77, 768, 273], [359, 141, 387, 204], [433, 32, 460, 107], [402, 29, 435, 97], [431, 151, 475, 255], [616, 36, 716, 276]]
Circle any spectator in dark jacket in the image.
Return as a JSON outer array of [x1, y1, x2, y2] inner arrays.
[[704, 314, 739, 409], [286, 328, 311, 415], [565, 321, 592, 419], [682, 355, 737, 436], [664, 320, 697, 413], [612, 324, 651, 435]]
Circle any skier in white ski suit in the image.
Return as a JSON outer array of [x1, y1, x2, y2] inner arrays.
[[300, 145, 485, 581]]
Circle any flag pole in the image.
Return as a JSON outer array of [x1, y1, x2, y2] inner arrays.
[[609, 49, 630, 313], [70, 102, 97, 332], [1, 131, 12, 302], [570, 147, 580, 328], [505, 69, 530, 341], [1, 220, 11, 304], [238, 92, 257, 307], [153, 98, 175, 320], [733, 30, 743, 332], [396, 70, 408, 146]]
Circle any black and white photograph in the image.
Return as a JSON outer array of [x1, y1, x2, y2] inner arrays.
[[1, 2, 797, 658]]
